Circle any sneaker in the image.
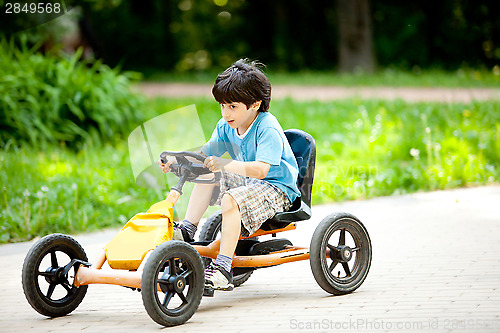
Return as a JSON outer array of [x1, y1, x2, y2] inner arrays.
[[204, 262, 234, 291], [172, 222, 194, 242]]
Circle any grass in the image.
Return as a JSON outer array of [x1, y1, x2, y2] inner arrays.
[[287, 98, 500, 201], [2, 96, 498, 243], [0, 143, 158, 243], [150, 97, 500, 202], [144, 67, 500, 88]]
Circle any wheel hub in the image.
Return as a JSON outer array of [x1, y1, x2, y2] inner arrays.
[[44, 266, 66, 284], [176, 279, 185, 292], [159, 268, 187, 294], [337, 245, 353, 262], [170, 276, 187, 293]]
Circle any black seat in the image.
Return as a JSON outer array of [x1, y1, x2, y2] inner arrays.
[[259, 129, 316, 231]]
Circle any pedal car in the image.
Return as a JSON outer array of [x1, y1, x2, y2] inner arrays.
[[22, 129, 372, 326]]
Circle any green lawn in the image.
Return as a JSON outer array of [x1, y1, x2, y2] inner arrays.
[[144, 68, 500, 88], [1, 97, 499, 243]]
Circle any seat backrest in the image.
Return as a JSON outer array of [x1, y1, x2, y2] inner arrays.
[[259, 129, 316, 229], [284, 129, 316, 207]]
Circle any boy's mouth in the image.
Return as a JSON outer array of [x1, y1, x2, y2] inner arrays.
[[226, 120, 235, 125]]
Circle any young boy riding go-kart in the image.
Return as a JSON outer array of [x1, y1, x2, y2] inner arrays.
[[22, 59, 372, 327]]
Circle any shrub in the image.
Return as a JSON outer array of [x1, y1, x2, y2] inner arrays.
[[0, 37, 145, 149]]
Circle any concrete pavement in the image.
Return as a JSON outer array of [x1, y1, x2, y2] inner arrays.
[[1, 185, 499, 332]]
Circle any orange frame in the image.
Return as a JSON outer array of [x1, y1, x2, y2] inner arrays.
[[73, 190, 312, 290]]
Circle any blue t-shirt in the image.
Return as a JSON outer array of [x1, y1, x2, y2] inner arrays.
[[201, 112, 300, 203]]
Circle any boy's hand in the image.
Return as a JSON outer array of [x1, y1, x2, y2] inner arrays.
[[204, 156, 229, 172], [158, 156, 176, 174]]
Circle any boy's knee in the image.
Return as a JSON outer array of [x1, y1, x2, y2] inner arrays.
[[221, 193, 238, 213]]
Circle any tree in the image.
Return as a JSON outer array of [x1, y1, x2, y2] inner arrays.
[[337, 0, 376, 73]]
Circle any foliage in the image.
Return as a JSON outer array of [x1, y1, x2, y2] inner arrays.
[[372, 1, 500, 69], [2, 97, 498, 243], [71, 0, 500, 72], [0, 37, 145, 149]]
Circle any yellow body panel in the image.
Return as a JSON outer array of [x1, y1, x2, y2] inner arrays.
[[104, 200, 174, 270]]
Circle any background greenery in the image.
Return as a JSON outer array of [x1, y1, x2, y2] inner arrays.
[[1, 0, 499, 243], [2, 90, 499, 242], [146, 68, 500, 87], [0, 37, 144, 149], [79, 0, 500, 72], [1, 0, 498, 72]]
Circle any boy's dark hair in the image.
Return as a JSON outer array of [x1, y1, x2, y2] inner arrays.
[[212, 58, 271, 112]]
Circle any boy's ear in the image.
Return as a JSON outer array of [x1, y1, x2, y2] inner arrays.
[[251, 101, 262, 111]]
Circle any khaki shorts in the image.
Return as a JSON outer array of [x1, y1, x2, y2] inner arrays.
[[212, 172, 291, 236]]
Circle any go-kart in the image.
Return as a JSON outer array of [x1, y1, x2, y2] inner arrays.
[[22, 129, 372, 327]]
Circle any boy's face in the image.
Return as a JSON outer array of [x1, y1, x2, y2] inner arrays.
[[220, 101, 260, 133]]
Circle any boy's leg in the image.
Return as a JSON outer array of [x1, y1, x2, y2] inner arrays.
[[185, 183, 216, 226], [173, 183, 215, 242], [205, 193, 240, 290], [219, 193, 242, 257]]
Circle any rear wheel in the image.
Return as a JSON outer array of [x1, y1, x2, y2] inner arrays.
[[310, 213, 372, 295], [22, 234, 88, 317], [141, 241, 204, 327], [199, 210, 254, 287]]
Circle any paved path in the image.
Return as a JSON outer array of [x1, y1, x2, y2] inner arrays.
[[1, 185, 500, 332], [135, 83, 500, 103]]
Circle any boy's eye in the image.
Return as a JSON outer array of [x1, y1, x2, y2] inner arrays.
[[220, 103, 237, 109]]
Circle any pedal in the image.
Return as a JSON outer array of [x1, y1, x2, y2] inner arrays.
[[203, 287, 214, 297], [220, 284, 234, 291]]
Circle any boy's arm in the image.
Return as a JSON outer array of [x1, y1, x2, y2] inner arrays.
[[204, 156, 270, 179]]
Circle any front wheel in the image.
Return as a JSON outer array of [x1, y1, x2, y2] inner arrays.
[[141, 241, 204, 327], [22, 233, 89, 317], [310, 212, 372, 295]]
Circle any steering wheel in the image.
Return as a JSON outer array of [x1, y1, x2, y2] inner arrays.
[[160, 151, 221, 185]]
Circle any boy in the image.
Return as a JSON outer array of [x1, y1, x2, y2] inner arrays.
[[159, 59, 300, 291]]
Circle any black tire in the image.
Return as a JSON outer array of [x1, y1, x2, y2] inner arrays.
[[310, 212, 372, 295], [198, 210, 254, 287], [22, 233, 88, 317], [141, 241, 204, 327]]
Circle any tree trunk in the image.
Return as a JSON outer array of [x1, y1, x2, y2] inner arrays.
[[337, 0, 376, 73]]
